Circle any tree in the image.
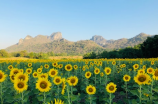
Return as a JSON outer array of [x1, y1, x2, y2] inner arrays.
[[0, 49, 9, 57]]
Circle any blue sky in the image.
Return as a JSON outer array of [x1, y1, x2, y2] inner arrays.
[[0, 0, 158, 49]]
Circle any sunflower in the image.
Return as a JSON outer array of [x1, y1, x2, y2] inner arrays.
[[8, 65, 13, 70], [99, 61, 102, 66], [123, 74, 131, 82], [10, 68, 20, 75], [59, 64, 63, 69], [39, 73, 48, 79], [44, 64, 49, 69], [40, 65, 43, 69], [61, 78, 66, 95], [36, 78, 52, 92], [143, 65, 146, 70], [26, 68, 32, 74], [14, 79, 28, 93], [86, 85, 96, 95], [147, 67, 154, 74], [49, 68, 58, 78], [104, 67, 111, 75], [37, 68, 42, 73], [10, 74, 15, 83], [153, 69, 158, 80], [133, 64, 139, 70], [19, 69, 24, 73], [94, 61, 97, 64], [151, 61, 154, 65], [73, 65, 78, 70], [112, 61, 116, 65], [134, 73, 151, 85], [52, 99, 64, 104], [52, 62, 58, 67], [85, 61, 88, 64], [106, 82, 117, 93], [0, 70, 7, 82], [94, 68, 100, 74], [137, 69, 145, 74], [85, 71, 91, 79], [100, 72, 104, 77], [15, 72, 29, 83], [67, 76, 78, 86], [33, 72, 38, 78], [53, 76, 62, 85], [28, 63, 32, 67], [65, 64, 72, 71], [82, 66, 86, 71]]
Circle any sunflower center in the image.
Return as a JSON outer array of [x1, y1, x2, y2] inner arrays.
[[149, 69, 152, 72], [19, 75, 25, 81], [11, 75, 15, 80], [107, 69, 110, 73], [40, 82, 47, 89], [18, 82, 24, 88], [135, 65, 138, 68], [34, 73, 37, 76], [51, 71, 55, 75], [154, 70, 158, 76], [96, 70, 98, 73], [67, 66, 71, 70], [14, 71, 19, 75], [125, 76, 129, 80], [0, 73, 2, 79], [87, 73, 90, 76], [55, 78, 60, 83], [70, 78, 75, 84], [138, 75, 146, 82], [27, 70, 31, 73], [41, 75, 46, 78], [9, 66, 13, 69], [88, 88, 93, 92], [109, 86, 114, 91]]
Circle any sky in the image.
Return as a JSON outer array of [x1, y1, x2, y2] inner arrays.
[[0, 0, 158, 49]]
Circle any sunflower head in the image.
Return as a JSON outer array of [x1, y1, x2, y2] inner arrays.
[[33, 72, 38, 78], [86, 85, 96, 95], [65, 64, 72, 71], [8, 65, 13, 70], [10, 68, 20, 75], [36, 78, 52, 92], [52, 62, 58, 67], [151, 61, 154, 65], [104, 67, 111, 75], [106, 82, 117, 93], [26, 68, 32, 74], [94, 68, 100, 74], [137, 69, 145, 74], [112, 61, 116, 65], [59, 64, 63, 69], [147, 68, 154, 74], [44, 64, 49, 69], [134, 73, 151, 85], [0, 70, 7, 83], [100, 72, 104, 77], [37, 68, 42, 73], [153, 69, 158, 80], [28, 63, 32, 67], [133, 64, 139, 70], [49, 68, 58, 78], [123, 74, 131, 82], [73, 65, 78, 70], [67, 76, 78, 86], [14, 79, 28, 93], [39, 73, 48, 79], [53, 76, 62, 85], [54, 99, 64, 104], [85, 71, 91, 79], [15, 72, 29, 83]]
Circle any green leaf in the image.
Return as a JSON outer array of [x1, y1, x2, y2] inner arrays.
[[130, 90, 139, 97], [46, 97, 51, 102], [131, 99, 138, 104], [71, 96, 78, 101], [120, 91, 125, 95], [37, 96, 43, 101]]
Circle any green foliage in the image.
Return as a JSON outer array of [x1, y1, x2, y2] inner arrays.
[[0, 49, 9, 57]]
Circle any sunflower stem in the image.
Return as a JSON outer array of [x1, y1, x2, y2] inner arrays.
[[44, 92, 46, 104], [105, 75, 107, 87], [95, 74, 96, 86], [71, 86, 73, 103], [0, 83, 3, 104], [22, 91, 24, 104], [125, 81, 128, 99], [139, 85, 142, 104], [67, 85, 71, 104], [109, 93, 112, 104], [89, 95, 92, 104], [58, 85, 60, 99], [150, 78, 154, 102]]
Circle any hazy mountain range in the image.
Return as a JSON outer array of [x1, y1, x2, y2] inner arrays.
[[5, 32, 153, 55]]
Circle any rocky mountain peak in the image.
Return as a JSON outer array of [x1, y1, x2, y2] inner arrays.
[[24, 35, 33, 40], [48, 32, 62, 40]]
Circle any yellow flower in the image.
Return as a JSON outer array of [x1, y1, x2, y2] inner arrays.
[[104, 67, 111, 75], [50, 99, 64, 104], [44, 64, 49, 69], [14, 79, 28, 93], [143, 65, 146, 70], [37, 68, 42, 74], [53, 76, 62, 85], [65, 64, 72, 71], [15, 72, 29, 83], [9, 74, 15, 83], [134, 73, 151, 85], [52, 62, 58, 67], [85, 71, 91, 79], [26, 68, 32, 74], [106, 82, 117, 93], [10, 68, 20, 75], [33, 72, 38, 78], [28, 63, 32, 67], [153, 69, 158, 80], [49, 68, 58, 78], [123, 74, 131, 82], [86, 85, 96, 95], [100, 72, 104, 77], [36, 78, 52, 92], [0, 70, 7, 83], [73, 65, 78, 70], [67, 76, 78, 86], [151, 61, 154, 65], [147, 67, 154, 74], [8, 65, 13, 70], [82, 66, 86, 71], [94, 68, 100, 74], [59, 64, 63, 69], [39, 73, 48, 79], [137, 69, 145, 74], [112, 61, 116, 65], [133, 64, 139, 70]]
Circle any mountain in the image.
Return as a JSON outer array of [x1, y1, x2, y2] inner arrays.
[[90, 33, 152, 49], [5, 32, 153, 55]]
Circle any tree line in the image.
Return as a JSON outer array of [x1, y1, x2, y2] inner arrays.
[[83, 35, 158, 59]]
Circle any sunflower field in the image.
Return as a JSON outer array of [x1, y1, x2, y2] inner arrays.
[[0, 58, 158, 104]]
